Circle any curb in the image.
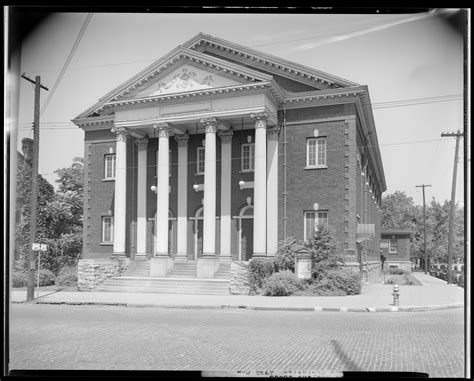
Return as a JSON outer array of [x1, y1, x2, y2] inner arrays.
[[12, 300, 464, 312]]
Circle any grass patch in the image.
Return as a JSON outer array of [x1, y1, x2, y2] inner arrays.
[[384, 273, 422, 286]]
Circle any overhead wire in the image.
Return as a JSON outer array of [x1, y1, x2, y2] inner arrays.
[[40, 13, 93, 116]]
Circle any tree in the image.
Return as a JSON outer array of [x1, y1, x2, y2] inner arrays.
[[14, 145, 55, 272], [14, 154, 84, 275], [305, 226, 344, 279], [381, 191, 465, 265]]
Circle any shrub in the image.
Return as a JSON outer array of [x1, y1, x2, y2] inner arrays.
[[12, 271, 28, 288], [56, 266, 78, 287], [249, 258, 276, 293], [11, 269, 56, 287], [275, 238, 302, 272], [308, 268, 361, 295], [306, 227, 344, 279], [37, 269, 56, 286], [262, 270, 307, 296]]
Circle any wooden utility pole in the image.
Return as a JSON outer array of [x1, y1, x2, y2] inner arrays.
[[441, 130, 464, 284], [21, 74, 48, 301], [416, 184, 431, 274]]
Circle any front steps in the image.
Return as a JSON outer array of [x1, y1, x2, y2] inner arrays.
[[97, 259, 231, 295], [97, 277, 230, 295]]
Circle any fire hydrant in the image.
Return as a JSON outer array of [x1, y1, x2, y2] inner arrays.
[[392, 284, 400, 306]]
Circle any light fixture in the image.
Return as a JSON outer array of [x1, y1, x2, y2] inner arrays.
[[151, 175, 157, 193], [107, 209, 113, 216], [239, 179, 245, 188], [193, 183, 199, 191]]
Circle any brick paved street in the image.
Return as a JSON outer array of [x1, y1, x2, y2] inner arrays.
[[8, 304, 465, 377]]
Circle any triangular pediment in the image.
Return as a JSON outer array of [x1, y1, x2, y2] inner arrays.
[[126, 63, 247, 99], [182, 33, 359, 92]]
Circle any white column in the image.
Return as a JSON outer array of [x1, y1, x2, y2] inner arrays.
[[219, 130, 233, 261], [135, 138, 148, 256], [155, 123, 170, 257], [201, 118, 217, 256], [175, 134, 189, 260], [111, 127, 128, 255], [251, 112, 267, 257], [266, 126, 279, 256]]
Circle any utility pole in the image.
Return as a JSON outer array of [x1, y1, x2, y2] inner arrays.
[[441, 130, 464, 284], [21, 74, 48, 301], [416, 184, 431, 274]]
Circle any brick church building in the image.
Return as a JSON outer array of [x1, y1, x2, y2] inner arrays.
[[73, 33, 386, 291]]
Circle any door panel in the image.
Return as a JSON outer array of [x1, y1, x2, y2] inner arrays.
[[197, 219, 203, 258], [241, 219, 253, 261]]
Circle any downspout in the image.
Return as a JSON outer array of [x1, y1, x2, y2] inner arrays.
[[283, 102, 288, 241]]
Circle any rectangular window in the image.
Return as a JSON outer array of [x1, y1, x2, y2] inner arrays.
[[304, 210, 329, 241], [104, 154, 116, 179], [389, 239, 398, 253], [102, 216, 114, 243], [197, 147, 205, 175], [241, 143, 255, 172], [306, 137, 327, 167]]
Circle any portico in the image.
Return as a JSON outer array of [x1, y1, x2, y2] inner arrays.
[[108, 98, 279, 275]]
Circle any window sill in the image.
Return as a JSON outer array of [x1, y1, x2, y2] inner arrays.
[[102, 178, 115, 182], [305, 166, 328, 170], [100, 242, 113, 246]]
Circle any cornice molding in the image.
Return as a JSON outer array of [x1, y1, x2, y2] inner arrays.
[[102, 82, 280, 110], [183, 33, 359, 89]]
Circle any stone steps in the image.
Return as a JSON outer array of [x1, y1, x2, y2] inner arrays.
[[167, 262, 197, 278], [97, 277, 230, 295]]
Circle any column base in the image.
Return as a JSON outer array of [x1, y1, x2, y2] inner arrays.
[[150, 257, 174, 277], [111, 252, 126, 258], [219, 255, 232, 262], [197, 257, 219, 279]]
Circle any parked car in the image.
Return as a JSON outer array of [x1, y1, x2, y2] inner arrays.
[[438, 264, 447, 280], [429, 264, 439, 276]]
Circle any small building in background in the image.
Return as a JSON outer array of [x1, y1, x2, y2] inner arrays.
[[380, 229, 412, 272]]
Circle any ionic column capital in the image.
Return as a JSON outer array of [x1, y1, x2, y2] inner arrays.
[[111, 127, 129, 142], [218, 129, 234, 144], [200, 117, 218, 134], [135, 137, 149, 150], [250, 112, 268, 129], [267, 126, 280, 141], [153, 123, 171, 138], [174, 134, 190, 147]]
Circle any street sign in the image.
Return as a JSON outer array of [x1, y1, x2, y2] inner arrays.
[[40, 244, 48, 252], [32, 243, 40, 251]]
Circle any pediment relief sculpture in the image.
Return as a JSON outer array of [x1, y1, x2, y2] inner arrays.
[[151, 68, 214, 95]]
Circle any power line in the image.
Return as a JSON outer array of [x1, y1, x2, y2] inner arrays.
[[40, 13, 93, 115]]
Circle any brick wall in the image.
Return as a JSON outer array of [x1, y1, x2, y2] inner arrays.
[[278, 104, 357, 257], [82, 102, 384, 262]]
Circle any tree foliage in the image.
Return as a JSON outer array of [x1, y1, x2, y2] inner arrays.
[[381, 191, 464, 263], [15, 154, 84, 275]]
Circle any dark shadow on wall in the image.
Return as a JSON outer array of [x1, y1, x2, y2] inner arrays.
[[330, 339, 361, 372]]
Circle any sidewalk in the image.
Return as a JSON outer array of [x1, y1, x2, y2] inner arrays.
[[10, 272, 465, 313]]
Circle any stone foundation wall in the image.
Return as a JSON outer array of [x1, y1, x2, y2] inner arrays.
[[78, 257, 130, 291], [230, 261, 250, 295]]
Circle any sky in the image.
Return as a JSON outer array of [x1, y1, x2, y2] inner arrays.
[[11, 9, 468, 207]]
